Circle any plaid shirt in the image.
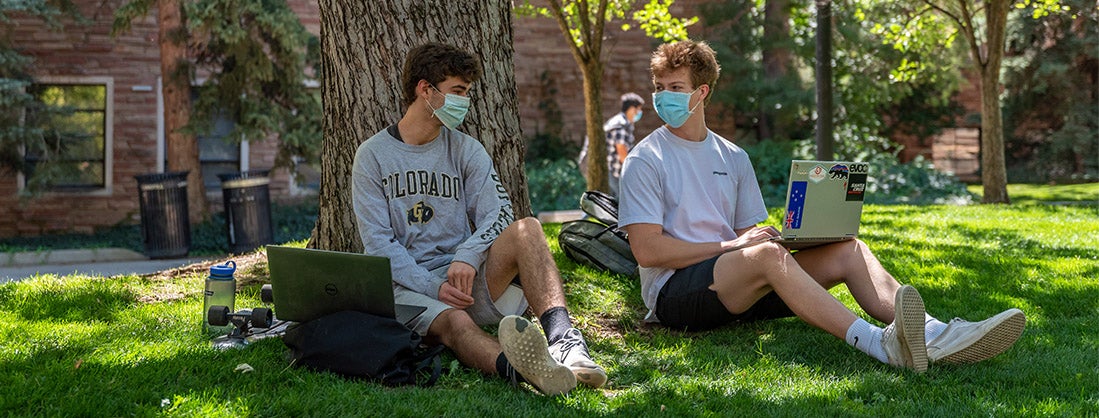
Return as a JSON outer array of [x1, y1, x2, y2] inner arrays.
[[604, 113, 635, 179]]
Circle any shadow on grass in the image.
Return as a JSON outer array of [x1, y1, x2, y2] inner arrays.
[[0, 277, 135, 323]]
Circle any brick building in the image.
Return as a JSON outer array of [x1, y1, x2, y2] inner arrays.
[[1, 0, 973, 238]]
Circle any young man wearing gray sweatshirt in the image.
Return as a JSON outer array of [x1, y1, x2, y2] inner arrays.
[[351, 43, 605, 395]]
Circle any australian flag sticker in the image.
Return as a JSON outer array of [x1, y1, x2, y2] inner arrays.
[[785, 181, 807, 229]]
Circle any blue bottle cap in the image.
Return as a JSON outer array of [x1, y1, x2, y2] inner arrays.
[[210, 260, 237, 278]]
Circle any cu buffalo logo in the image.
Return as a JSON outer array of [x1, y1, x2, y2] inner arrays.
[[829, 164, 849, 180], [407, 201, 435, 225]]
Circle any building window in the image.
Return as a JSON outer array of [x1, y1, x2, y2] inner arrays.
[[24, 82, 110, 190], [197, 109, 244, 192]]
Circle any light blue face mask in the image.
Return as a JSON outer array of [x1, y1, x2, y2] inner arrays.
[[652, 88, 701, 128], [632, 110, 643, 123], [428, 85, 470, 130]]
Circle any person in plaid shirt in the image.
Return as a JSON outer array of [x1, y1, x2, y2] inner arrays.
[[604, 93, 645, 196]]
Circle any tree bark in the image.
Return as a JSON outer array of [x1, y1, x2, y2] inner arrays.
[[158, 0, 207, 222], [814, 0, 834, 160], [760, 0, 791, 141], [581, 62, 609, 192], [975, 0, 1010, 203], [312, 0, 529, 252]]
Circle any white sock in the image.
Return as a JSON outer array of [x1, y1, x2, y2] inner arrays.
[[845, 318, 887, 363], [925, 313, 948, 341]]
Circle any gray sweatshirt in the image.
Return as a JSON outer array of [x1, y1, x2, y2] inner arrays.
[[352, 125, 515, 299]]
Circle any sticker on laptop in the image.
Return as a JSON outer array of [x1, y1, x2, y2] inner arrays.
[[846, 173, 867, 201], [784, 181, 807, 229], [828, 164, 849, 180], [808, 164, 827, 183]]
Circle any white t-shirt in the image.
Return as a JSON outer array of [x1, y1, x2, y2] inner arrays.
[[618, 126, 768, 322]]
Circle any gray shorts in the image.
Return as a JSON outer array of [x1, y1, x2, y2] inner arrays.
[[394, 266, 529, 336]]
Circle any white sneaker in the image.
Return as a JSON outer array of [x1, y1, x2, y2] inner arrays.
[[498, 315, 576, 395], [548, 328, 607, 388], [881, 285, 928, 372], [927, 308, 1026, 364]]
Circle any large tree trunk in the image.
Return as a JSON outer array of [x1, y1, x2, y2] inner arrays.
[[976, 0, 1010, 204], [814, 0, 834, 160], [311, 0, 529, 252], [158, 0, 207, 223], [760, 0, 791, 141], [581, 62, 608, 192]]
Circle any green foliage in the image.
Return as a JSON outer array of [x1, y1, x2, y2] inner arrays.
[[184, 0, 322, 170], [1001, 0, 1097, 183], [702, 0, 962, 147], [516, 0, 695, 48], [112, 0, 322, 175], [742, 139, 798, 207], [525, 158, 587, 213], [1, 204, 1097, 415], [866, 155, 975, 205], [0, 0, 86, 193], [745, 133, 974, 207], [628, 0, 698, 41]]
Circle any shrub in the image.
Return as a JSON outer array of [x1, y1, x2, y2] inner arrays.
[[525, 158, 586, 213], [743, 138, 974, 206]]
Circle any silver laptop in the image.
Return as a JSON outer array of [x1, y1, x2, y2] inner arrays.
[[266, 246, 425, 323], [775, 160, 869, 250]]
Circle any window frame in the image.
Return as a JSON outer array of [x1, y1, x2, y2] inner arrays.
[[20, 76, 114, 196]]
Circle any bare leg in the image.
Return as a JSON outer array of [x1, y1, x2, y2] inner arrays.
[[426, 308, 501, 374], [710, 241, 859, 339], [482, 217, 566, 316], [792, 239, 901, 323]]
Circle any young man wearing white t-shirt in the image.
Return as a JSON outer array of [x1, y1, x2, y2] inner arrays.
[[618, 40, 1026, 372]]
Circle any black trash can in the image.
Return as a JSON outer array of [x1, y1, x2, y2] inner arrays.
[[135, 171, 191, 259], [219, 170, 274, 254]]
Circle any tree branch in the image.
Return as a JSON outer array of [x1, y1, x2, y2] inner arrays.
[[956, 0, 986, 66], [547, 0, 590, 63]]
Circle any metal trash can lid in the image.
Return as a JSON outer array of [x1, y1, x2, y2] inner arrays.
[[135, 171, 189, 190], [219, 170, 271, 188]]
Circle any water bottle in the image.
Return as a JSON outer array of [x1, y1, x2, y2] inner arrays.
[[203, 260, 237, 332]]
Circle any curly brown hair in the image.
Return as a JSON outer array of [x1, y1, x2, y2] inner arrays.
[[650, 40, 721, 104], [401, 43, 483, 107]]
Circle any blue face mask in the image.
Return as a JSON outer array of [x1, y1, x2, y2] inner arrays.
[[652, 88, 701, 128], [632, 110, 643, 123], [428, 85, 470, 130]]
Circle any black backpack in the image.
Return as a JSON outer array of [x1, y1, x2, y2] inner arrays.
[[282, 310, 445, 386], [558, 191, 639, 277]]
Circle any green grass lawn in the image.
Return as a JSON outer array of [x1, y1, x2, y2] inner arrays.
[[2, 202, 1097, 416], [967, 182, 1099, 204]]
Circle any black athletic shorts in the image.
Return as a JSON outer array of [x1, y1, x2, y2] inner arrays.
[[655, 254, 795, 331]]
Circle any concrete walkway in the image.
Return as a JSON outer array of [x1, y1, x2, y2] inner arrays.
[[0, 248, 212, 283]]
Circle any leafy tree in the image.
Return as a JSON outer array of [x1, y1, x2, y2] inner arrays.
[[113, 0, 320, 221], [113, 0, 206, 220], [1001, 0, 1097, 183], [0, 0, 86, 193], [702, 0, 961, 159], [876, 0, 1073, 204], [517, 0, 697, 193], [184, 0, 321, 173]]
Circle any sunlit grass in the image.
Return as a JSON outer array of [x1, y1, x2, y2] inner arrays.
[[968, 182, 1099, 204], [1, 200, 1097, 416]]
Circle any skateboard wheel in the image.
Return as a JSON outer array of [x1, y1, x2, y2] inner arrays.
[[251, 307, 272, 328], [208, 305, 230, 326], [261, 284, 273, 304]]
